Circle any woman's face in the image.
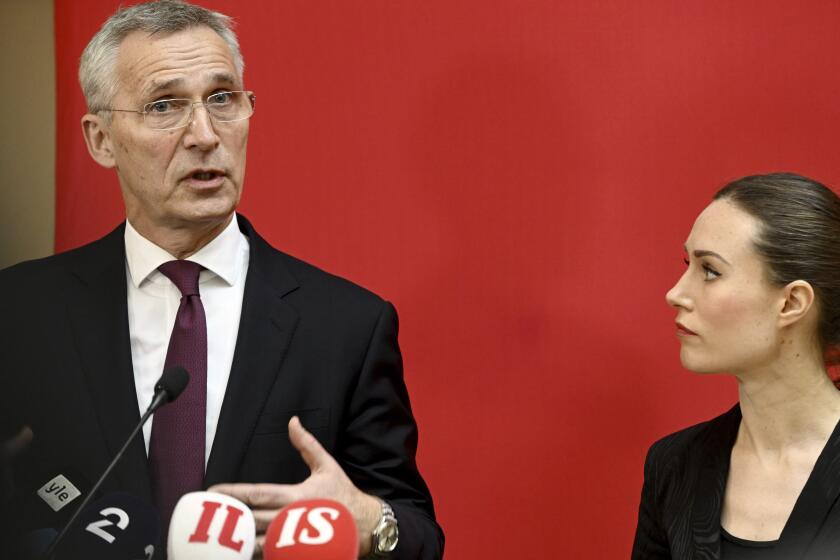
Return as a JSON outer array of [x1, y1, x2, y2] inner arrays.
[[665, 199, 785, 374]]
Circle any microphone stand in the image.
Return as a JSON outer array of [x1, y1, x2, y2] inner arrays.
[[43, 389, 170, 559]]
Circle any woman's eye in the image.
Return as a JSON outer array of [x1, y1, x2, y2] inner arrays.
[[683, 258, 690, 266], [702, 264, 720, 280]]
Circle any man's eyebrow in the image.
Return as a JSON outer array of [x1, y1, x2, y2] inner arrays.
[[209, 72, 237, 86], [684, 246, 731, 265], [142, 73, 238, 99], [143, 77, 185, 98]]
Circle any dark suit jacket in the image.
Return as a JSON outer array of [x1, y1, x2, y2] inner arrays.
[[0, 215, 443, 558], [632, 404, 840, 559]]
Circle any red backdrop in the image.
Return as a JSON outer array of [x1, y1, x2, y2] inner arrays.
[[54, 1, 840, 557]]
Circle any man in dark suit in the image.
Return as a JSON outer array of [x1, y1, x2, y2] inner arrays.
[[0, 1, 442, 558]]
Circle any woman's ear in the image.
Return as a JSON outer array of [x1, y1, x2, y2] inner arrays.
[[779, 280, 816, 328], [81, 113, 116, 168]]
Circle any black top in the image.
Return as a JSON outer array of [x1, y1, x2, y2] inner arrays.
[[720, 526, 778, 558], [632, 404, 840, 559]]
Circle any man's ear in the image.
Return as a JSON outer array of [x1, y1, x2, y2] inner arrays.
[[779, 280, 816, 328], [81, 113, 116, 168]]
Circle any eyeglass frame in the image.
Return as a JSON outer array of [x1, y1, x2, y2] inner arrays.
[[98, 90, 256, 131]]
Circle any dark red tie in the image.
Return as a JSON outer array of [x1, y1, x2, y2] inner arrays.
[[149, 260, 207, 531]]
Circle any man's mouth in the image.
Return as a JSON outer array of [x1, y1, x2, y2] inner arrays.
[[188, 169, 224, 181], [183, 169, 226, 188]]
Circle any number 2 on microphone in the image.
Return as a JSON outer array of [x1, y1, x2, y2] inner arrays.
[[85, 506, 130, 543]]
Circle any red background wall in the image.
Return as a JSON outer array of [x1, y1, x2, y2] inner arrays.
[[54, 1, 840, 557]]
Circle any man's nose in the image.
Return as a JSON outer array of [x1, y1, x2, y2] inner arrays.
[[183, 105, 220, 150]]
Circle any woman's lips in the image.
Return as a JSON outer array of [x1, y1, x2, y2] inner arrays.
[[676, 322, 698, 336]]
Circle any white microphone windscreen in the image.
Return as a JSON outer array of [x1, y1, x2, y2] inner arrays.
[[168, 491, 255, 560]]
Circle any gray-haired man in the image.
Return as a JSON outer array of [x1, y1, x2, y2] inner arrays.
[[0, 1, 442, 558]]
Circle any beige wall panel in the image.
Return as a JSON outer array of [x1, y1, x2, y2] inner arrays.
[[0, 0, 55, 269]]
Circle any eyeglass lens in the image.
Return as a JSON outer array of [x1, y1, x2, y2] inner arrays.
[[143, 91, 254, 130]]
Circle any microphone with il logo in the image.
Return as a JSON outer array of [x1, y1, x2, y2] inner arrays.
[[167, 491, 255, 559]]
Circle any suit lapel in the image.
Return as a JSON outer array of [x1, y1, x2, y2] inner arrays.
[[64, 224, 152, 501], [690, 404, 741, 560], [205, 216, 300, 486], [774, 416, 840, 558]]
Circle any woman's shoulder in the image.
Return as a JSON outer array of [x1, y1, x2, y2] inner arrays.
[[645, 403, 741, 470]]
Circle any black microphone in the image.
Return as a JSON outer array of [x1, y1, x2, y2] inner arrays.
[[44, 367, 189, 559], [17, 466, 93, 546], [20, 528, 58, 560], [56, 492, 160, 560], [2, 465, 91, 560], [149, 367, 190, 414]]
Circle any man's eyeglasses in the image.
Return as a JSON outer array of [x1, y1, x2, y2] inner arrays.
[[102, 91, 256, 131]]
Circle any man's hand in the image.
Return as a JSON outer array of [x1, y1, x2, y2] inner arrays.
[[210, 416, 381, 559]]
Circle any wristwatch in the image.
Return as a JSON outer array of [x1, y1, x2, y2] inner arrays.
[[370, 499, 399, 555]]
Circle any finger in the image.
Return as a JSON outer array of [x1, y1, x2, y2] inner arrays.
[[253, 533, 265, 559], [208, 483, 296, 508], [253, 508, 279, 532], [288, 415, 333, 473]]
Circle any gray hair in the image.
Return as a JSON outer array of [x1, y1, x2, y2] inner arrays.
[[79, 0, 244, 113]]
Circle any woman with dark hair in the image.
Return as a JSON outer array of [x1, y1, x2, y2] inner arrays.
[[632, 173, 840, 559]]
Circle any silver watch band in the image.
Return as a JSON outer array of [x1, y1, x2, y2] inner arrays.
[[370, 499, 399, 556]]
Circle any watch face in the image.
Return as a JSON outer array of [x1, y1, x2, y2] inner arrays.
[[378, 523, 399, 552]]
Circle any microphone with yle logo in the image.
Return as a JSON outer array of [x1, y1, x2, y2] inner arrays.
[[29, 467, 90, 530], [16, 467, 92, 559], [43, 366, 189, 559]]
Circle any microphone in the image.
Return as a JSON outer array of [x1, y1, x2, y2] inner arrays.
[[44, 367, 190, 559], [20, 528, 58, 560], [149, 366, 190, 412], [56, 492, 160, 560], [264, 499, 358, 560], [22, 466, 92, 534], [10, 467, 92, 558], [168, 491, 255, 559]]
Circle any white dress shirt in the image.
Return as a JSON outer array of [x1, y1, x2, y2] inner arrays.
[[124, 215, 250, 466]]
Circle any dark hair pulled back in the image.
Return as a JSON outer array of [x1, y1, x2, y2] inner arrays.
[[715, 173, 840, 361]]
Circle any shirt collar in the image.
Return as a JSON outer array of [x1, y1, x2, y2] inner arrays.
[[124, 215, 246, 288]]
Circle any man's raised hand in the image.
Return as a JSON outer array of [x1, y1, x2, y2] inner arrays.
[[209, 416, 381, 558]]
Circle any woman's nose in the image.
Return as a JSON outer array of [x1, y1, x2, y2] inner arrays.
[[666, 270, 692, 310]]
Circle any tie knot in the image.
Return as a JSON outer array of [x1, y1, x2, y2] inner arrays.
[[158, 260, 203, 296]]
